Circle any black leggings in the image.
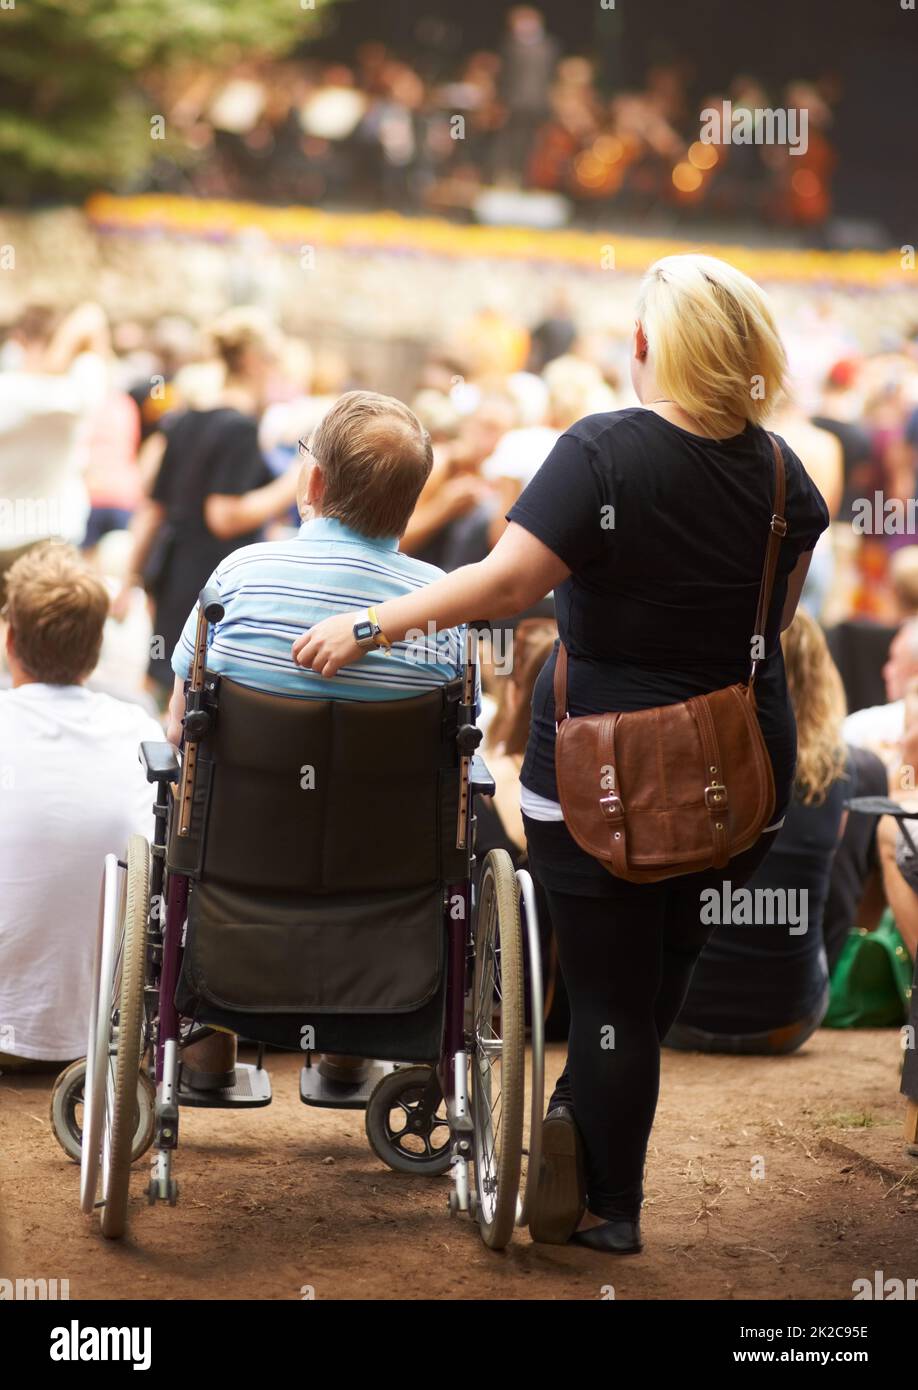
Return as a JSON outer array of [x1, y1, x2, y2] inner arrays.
[[526, 826, 777, 1222]]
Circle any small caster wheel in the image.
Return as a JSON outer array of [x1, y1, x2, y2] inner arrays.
[[469, 1191, 479, 1218], [365, 1065, 452, 1176], [448, 1190, 460, 1215], [167, 1179, 179, 1206], [50, 1060, 155, 1165]]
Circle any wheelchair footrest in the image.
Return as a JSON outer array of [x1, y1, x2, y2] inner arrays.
[[299, 1060, 397, 1110], [178, 1061, 273, 1110]]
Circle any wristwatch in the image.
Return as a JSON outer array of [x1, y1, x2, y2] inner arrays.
[[353, 606, 392, 652]]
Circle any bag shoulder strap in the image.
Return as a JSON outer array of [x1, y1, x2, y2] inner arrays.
[[553, 640, 569, 724], [553, 430, 787, 722], [749, 433, 787, 685]]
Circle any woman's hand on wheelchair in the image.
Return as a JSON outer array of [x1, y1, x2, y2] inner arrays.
[[292, 613, 362, 678]]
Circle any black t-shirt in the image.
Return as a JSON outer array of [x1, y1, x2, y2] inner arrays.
[[153, 407, 271, 521], [148, 407, 273, 684], [508, 408, 830, 805], [811, 414, 873, 523], [152, 406, 272, 584]]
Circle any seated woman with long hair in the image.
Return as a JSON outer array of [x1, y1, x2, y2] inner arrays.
[[666, 610, 850, 1055]]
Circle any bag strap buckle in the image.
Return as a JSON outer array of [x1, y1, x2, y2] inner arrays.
[[704, 783, 728, 811], [599, 793, 625, 822]]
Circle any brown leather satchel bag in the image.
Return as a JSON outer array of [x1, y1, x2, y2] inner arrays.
[[554, 433, 787, 884]]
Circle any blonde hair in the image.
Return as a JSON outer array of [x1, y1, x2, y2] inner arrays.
[[781, 609, 847, 805], [636, 253, 788, 438], [4, 542, 109, 684], [208, 307, 280, 375], [486, 619, 558, 757], [890, 545, 918, 617], [542, 354, 613, 428]]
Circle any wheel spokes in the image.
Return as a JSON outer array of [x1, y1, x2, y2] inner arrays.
[[384, 1093, 449, 1161], [472, 885, 508, 1221]]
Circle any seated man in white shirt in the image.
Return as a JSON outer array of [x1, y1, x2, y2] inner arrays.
[[0, 544, 162, 1072], [843, 618, 918, 766]]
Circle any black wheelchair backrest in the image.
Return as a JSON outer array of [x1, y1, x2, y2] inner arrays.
[[174, 675, 467, 896]]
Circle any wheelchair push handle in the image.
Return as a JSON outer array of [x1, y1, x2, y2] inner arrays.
[[198, 586, 225, 626], [177, 587, 223, 838], [456, 623, 488, 851], [845, 796, 918, 819], [846, 795, 918, 856]]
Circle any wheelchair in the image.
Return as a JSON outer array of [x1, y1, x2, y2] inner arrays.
[[51, 590, 544, 1250]]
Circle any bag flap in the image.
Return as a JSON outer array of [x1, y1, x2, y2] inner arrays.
[[556, 683, 774, 868]]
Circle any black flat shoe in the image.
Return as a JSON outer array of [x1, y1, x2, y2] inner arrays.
[[528, 1105, 587, 1245], [571, 1219, 643, 1254]]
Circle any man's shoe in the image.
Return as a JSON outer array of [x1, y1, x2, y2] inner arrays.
[[528, 1105, 587, 1245], [571, 1219, 643, 1254], [317, 1054, 371, 1085], [181, 1030, 237, 1091]]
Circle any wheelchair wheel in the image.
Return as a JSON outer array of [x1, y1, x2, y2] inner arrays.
[[471, 849, 525, 1250], [50, 1058, 156, 1166], [80, 835, 150, 1239], [365, 1066, 452, 1176], [516, 869, 544, 1229]]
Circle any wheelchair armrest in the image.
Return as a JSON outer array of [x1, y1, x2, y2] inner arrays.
[[139, 740, 181, 785], [470, 752, 496, 799]]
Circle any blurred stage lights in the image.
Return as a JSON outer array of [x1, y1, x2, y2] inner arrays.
[[672, 162, 703, 193], [574, 151, 609, 188], [592, 134, 625, 164], [791, 168, 822, 198], [687, 141, 718, 170]]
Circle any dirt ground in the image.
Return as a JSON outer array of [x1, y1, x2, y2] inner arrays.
[[1, 1032, 916, 1301]]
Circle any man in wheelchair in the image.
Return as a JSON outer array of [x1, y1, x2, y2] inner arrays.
[[165, 391, 467, 1092], [67, 388, 541, 1249]]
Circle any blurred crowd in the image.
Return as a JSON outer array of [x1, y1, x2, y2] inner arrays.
[[2, 286, 918, 700], [140, 6, 837, 229], [3, 277, 918, 1082]]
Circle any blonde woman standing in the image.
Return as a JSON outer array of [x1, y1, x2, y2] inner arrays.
[[292, 254, 830, 1255]]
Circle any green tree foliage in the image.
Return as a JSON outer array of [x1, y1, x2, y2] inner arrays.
[[0, 0, 336, 203]]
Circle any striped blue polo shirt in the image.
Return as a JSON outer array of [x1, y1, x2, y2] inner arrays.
[[171, 516, 466, 699]]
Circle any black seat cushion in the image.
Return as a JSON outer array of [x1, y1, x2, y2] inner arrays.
[[182, 879, 445, 1015], [175, 972, 447, 1063]]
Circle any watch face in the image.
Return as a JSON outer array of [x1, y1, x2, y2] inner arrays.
[[354, 621, 373, 642]]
